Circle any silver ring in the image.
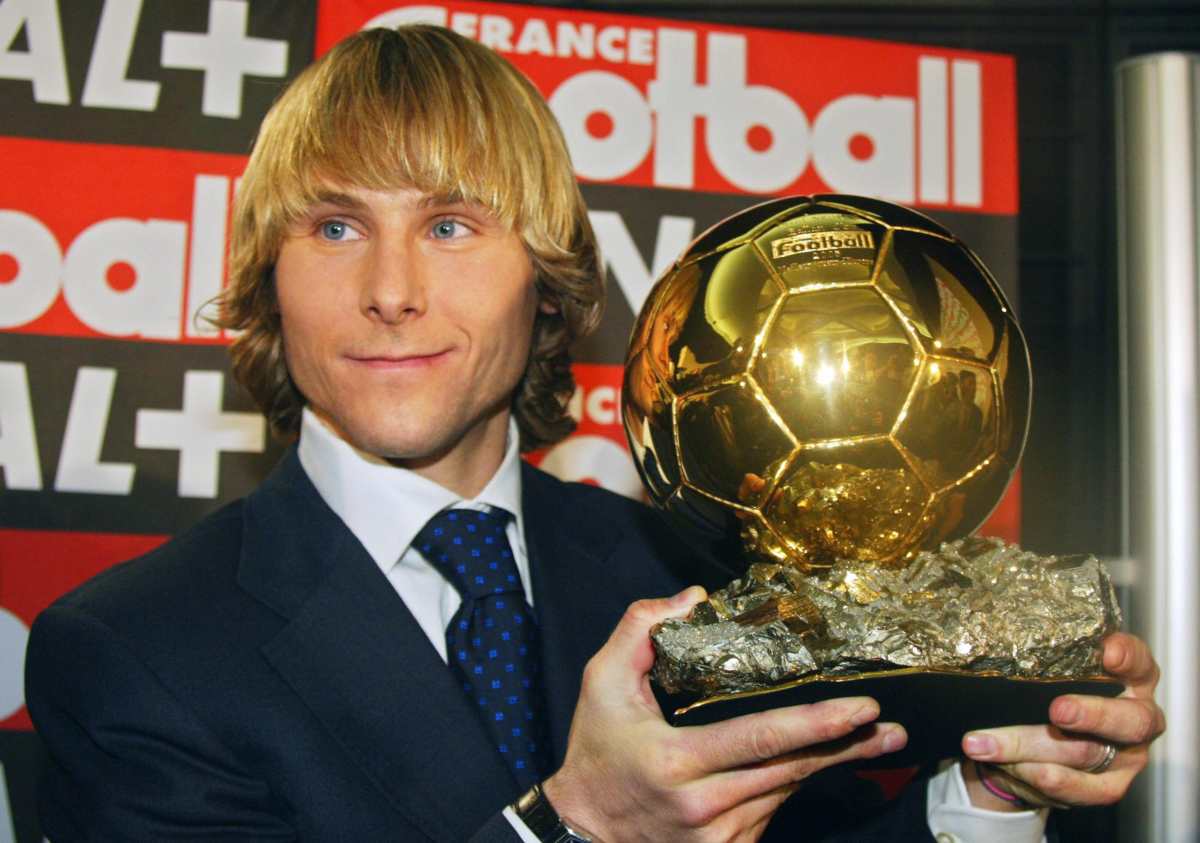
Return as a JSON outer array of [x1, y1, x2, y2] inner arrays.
[[1086, 742, 1118, 774]]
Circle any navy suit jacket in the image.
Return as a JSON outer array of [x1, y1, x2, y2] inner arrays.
[[26, 450, 931, 841]]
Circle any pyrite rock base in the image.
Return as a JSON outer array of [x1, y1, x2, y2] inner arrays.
[[652, 537, 1123, 764]]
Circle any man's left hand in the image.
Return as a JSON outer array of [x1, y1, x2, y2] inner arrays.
[[961, 632, 1165, 808]]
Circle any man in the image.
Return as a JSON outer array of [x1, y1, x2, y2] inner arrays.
[[26, 25, 1162, 842]]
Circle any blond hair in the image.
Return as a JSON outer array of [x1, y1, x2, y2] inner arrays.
[[217, 25, 603, 450]]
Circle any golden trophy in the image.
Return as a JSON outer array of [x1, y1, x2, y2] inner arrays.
[[622, 195, 1121, 765]]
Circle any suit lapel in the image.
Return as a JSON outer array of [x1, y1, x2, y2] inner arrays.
[[238, 452, 518, 841], [521, 464, 730, 765], [521, 464, 635, 764]]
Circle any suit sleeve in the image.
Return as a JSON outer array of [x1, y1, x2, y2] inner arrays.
[[468, 812, 526, 842], [25, 604, 296, 842]]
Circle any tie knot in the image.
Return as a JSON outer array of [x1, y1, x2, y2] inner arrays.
[[414, 508, 522, 600]]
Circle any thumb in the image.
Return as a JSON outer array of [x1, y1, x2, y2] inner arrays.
[[595, 586, 707, 687]]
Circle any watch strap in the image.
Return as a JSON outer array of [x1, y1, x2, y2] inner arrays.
[[511, 783, 597, 843]]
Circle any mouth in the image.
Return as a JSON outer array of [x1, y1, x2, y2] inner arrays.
[[346, 349, 453, 370]]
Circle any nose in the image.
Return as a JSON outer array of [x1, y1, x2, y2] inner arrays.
[[361, 237, 426, 324]]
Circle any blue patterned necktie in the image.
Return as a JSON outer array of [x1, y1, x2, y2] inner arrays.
[[413, 508, 551, 790]]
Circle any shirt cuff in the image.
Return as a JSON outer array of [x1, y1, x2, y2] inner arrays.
[[926, 760, 1049, 843], [503, 804, 544, 843]]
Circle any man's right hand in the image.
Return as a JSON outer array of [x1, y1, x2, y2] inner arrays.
[[542, 587, 908, 842]]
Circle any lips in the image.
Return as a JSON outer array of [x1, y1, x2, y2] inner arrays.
[[346, 349, 453, 369]]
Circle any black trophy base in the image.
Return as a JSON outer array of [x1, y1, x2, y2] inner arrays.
[[665, 669, 1123, 769]]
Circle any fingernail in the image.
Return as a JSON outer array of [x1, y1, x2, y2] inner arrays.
[[1054, 699, 1081, 726], [964, 732, 997, 758], [1105, 639, 1127, 671], [673, 586, 705, 606], [850, 702, 879, 727], [882, 727, 906, 753]]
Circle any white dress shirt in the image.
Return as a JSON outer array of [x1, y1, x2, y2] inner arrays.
[[296, 407, 1047, 842], [298, 408, 532, 662], [928, 761, 1048, 843]]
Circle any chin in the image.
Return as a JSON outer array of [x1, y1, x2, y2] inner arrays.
[[341, 421, 452, 464]]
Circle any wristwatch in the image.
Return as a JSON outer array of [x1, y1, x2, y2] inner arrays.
[[511, 782, 598, 843]]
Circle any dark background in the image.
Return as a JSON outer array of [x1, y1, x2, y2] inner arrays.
[[543, 0, 1200, 565]]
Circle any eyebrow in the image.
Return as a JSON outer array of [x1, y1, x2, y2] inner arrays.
[[416, 192, 504, 227], [416, 191, 471, 210], [307, 190, 369, 212], [302, 189, 477, 214]]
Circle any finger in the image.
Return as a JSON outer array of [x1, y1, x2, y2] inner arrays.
[[685, 696, 882, 773], [1048, 694, 1165, 745], [964, 725, 1116, 770], [669, 779, 795, 836], [1101, 633, 1160, 692], [709, 782, 797, 842], [995, 758, 1139, 807], [590, 587, 707, 685], [714, 722, 908, 803]]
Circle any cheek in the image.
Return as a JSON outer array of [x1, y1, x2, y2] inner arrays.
[[277, 298, 339, 399], [501, 284, 540, 363], [278, 325, 317, 398], [453, 254, 538, 352], [276, 266, 344, 357], [277, 301, 317, 372], [509, 257, 540, 329]]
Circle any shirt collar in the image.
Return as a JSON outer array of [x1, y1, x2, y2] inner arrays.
[[297, 407, 526, 574]]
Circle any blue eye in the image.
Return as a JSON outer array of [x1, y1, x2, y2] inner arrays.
[[432, 220, 460, 239], [321, 220, 350, 240]]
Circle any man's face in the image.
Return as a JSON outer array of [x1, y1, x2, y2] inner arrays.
[[275, 185, 539, 473]]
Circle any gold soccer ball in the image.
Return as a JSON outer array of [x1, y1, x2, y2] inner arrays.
[[622, 195, 1031, 572]]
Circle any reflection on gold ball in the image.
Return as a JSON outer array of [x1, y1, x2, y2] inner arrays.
[[622, 195, 1030, 572]]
